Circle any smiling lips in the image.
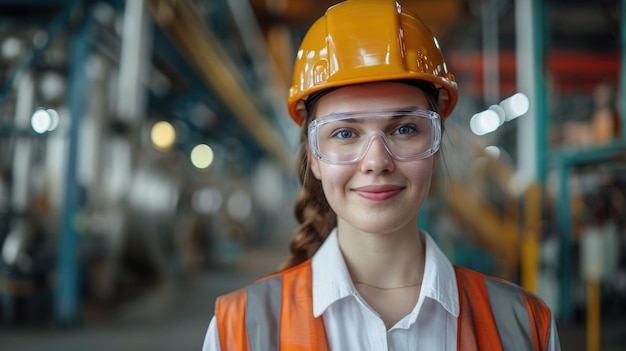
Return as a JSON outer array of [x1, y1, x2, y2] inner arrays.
[[352, 184, 404, 201]]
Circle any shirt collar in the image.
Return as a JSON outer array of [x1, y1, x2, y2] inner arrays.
[[312, 228, 356, 317], [311, 228, 459, 318], [420, 232, 460, 317]]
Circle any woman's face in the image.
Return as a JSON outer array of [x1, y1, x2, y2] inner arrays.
[[309, 82, 438, 235]]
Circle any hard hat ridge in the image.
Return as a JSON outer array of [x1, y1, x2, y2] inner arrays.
[[287, 0, 458, 124]]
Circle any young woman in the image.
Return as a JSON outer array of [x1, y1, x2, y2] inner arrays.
[[203, 0, 561, 350]]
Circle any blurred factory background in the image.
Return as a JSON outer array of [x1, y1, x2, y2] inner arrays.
[[0, 0, 625, 350]]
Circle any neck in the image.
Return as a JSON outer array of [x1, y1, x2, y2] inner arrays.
[[353, 280, 422, 290], [336, 221, 425, 289]]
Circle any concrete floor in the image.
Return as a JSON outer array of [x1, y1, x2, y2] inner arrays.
[[1, 244, 624, 351]]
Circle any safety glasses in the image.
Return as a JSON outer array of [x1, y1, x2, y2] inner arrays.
[[308, 108, 441, 165]]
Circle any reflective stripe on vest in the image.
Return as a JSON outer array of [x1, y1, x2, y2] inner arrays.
[[216, 262, 551, 351], [455, 266, 552, 351], [216, 260, 329, 351], [246, 278, 282, 349]]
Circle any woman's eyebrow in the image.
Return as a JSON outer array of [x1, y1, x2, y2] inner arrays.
[[341, 118, 358, 123]]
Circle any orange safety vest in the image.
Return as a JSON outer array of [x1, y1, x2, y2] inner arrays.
[[216, 260, 553, 350]]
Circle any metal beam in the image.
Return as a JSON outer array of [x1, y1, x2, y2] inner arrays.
[[224, 0, 296, 148], [55, 1, 91, 326], [146, 0, 295, 170], [481, 0, 500, 106], [0, 5, 71, 105], [116, 0, 151, 125]]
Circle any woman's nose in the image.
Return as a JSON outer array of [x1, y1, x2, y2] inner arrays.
[[359, 135, 395, 174]]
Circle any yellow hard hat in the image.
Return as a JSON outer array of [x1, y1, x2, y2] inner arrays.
[[288, 0, 458, 124]]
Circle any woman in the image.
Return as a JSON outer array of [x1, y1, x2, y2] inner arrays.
[[203, 0, 561, 350]]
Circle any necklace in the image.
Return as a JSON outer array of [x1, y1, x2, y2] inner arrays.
[[353, 281, 422, 290]]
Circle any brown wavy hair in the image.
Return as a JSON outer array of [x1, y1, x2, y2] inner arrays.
[[277, 98, 337, 271], [278, 81, 440, 271]]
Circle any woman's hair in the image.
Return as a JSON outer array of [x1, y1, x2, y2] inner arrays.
[[278, 81, 440, 271], [277, 97, 337, 271]]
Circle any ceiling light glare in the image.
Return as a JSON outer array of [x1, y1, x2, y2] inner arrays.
[[484, 145, 501, 158], [1, 37, 22, 60], [488, 104, 506, 126], [192, 187, 222, 214], [150, 121, 176, 151], [190, 144, 214, 169], [31, 108, 52, 134], [40, 72, 66, 101], [501, 93, 530, 121], [470, 110, 501, 135], [46, 109, 60, 131]]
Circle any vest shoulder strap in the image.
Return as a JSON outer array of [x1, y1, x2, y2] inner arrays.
[[279, 260, 329, 350], [455, 266, 552, 351], [216, 287, 250, 351], [215, 260, 329, 351]]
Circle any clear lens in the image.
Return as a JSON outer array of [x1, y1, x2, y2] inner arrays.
[[308, 108, 441, 164]]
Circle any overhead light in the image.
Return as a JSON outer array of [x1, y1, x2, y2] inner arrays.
[[470, 92, 531, 135], [190, 143, 214, 169], [31, 108, 59, 134], [192, 187, 222, 214], [488, 104, 506, 125], [470, 109, 500, 135], [501, 93, 530, 121], [40, 71, 66, 102], [484, 145, 501, 158], [1, 36, 22, 60], [150, 121, 176, 150]]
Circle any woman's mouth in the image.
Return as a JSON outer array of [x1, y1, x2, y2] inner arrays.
[[352, 185, 404, 201]]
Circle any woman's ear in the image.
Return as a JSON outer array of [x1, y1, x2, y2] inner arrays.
[[310, 153, 322, 180]]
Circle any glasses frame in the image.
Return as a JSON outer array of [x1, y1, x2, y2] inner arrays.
[[308, 107, 442, 165]]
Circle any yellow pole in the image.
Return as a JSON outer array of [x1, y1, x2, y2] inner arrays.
[[521, 183, 540, 293], [521, 230, 538, 293], [587, 279, 600, 351]]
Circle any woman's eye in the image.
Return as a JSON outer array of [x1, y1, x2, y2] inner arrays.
[[333, 129, 354, 139], [394, 125, 417, 135]]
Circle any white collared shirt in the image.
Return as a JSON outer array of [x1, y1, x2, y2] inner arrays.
[[202, 229, 561, 350], [311, 229, 459, 350]]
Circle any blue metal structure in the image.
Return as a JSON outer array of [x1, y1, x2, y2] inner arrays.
[[150, 27, 266, 162], [555, 140, 626, 321], [554, 0, 626, 323], [55, 0, 91, 325], [0, 2, 70, 106], [533, 0, 548, 186]]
